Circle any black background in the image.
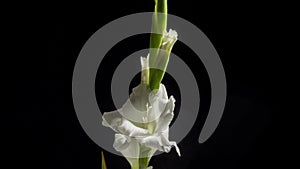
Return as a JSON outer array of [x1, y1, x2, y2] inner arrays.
[[8, 0, 291, 169]]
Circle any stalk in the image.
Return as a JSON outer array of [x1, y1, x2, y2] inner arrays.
[[149, 0, 168, 91]]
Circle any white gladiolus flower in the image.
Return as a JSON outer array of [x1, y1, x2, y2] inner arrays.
[[98, 1, 180, 168], [102, 56, 180, 168]]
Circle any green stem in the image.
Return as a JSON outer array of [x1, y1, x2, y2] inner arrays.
[[149, 0, 168, 92], [130, 148, 151, 169], [149, 0, 167, 67], [138, 157, 149, 169], [131, 160, 139, 169]]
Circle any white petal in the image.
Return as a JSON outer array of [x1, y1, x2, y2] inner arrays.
[[160, 130, 181, 156], [154, 96, 175, 133], [102, 110, 122, 132], [147, 84, 169, 122], [113, 133, 130, 151], [102, 110, 150, 137], [113, 134, 140, 166], [136, 129, 181, 156], [120, 83, 170, 123]]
